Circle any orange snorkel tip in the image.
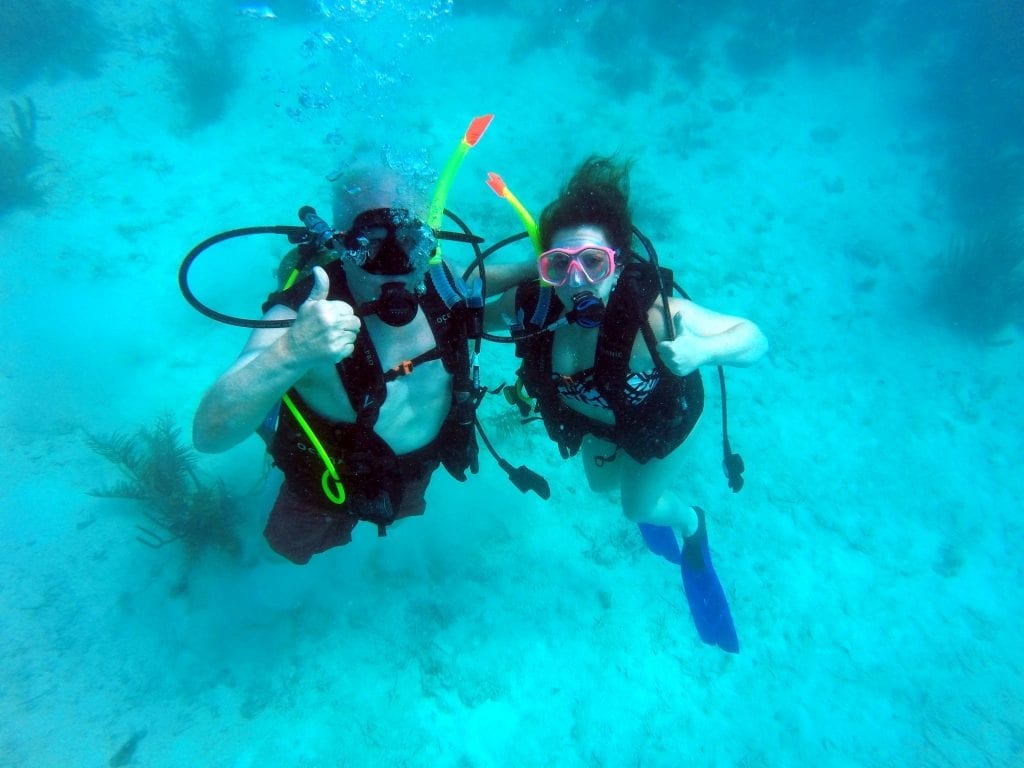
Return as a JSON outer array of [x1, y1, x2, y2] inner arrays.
[[486, 171, 507, 197], [465, 114, 494, 147]]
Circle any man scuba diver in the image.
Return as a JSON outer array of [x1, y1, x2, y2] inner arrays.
[[192, 158, 535, 564]]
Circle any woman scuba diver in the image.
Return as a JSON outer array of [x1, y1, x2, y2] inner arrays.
[[486, 156, 768, 653]]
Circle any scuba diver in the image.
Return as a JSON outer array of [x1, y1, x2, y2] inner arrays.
[[191, 123, 537, 564], [485, 156, 769, 652]]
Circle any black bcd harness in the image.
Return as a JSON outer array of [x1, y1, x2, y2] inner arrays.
[[265, 260, 480, 535], [513, 261, 704, 464], [486, 224, 745, 493]]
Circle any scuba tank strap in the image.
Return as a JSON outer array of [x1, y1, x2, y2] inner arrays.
[[593, 263, 654, 410], [632, 228, 746, 492], [637, 266, 678, 373], [418, 264, 482, 482], [421, 264, 473, 382], [510, 280, 587, 459], [426, 261, 485, 381]]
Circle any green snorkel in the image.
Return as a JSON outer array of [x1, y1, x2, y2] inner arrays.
[[485, 172, 541, 255], [427, 114, 494, 263]]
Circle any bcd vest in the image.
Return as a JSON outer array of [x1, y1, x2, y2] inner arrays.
[[513, 262, 704, 463], [262, 260, 477, 527]]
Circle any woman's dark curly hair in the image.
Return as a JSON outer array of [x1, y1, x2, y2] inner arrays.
[[538, 155, 634, 253]]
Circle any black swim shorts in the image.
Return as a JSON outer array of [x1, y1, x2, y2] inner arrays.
[[263, 447, 440, 564]]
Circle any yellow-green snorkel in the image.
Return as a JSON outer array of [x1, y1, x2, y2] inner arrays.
[[427, 114, 494, 264], [485, 172, 541, 255], [485, 171, 543, 411]]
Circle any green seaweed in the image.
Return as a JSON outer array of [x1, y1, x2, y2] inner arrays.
[[927, 224, 1024, 340], [87, 415, 242, 566], [0, 97, 46, 216]]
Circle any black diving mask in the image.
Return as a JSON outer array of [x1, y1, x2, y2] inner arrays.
[[343, 208, 437, 276]]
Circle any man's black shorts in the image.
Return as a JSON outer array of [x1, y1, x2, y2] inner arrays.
[[263, 447, 440, 564]]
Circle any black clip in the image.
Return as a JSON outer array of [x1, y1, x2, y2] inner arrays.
[[723, 451, 745, 493], [594, 446, 620, 468]]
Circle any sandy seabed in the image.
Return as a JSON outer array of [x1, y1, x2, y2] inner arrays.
[[1, 3, 1021, 767]]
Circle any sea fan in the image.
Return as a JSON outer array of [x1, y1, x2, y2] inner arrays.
[[87, 414, 242, 565]]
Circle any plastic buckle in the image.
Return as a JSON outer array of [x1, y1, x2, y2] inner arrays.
[[392, 360, 415, 376]]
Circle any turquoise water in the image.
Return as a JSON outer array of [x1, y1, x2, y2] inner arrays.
[[2, 2, 1021, 766]]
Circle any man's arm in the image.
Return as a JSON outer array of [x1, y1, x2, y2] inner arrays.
[[193, 310, 300, 453], [192, 267, 360, 453], [475, 261, 538, 297]]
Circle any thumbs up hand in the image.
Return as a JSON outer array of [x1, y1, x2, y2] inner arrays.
[[286, 266, 361, 366], [656, 312, 706, 377]]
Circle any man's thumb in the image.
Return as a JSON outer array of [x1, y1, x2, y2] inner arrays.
[[306, 266, 330, 303]]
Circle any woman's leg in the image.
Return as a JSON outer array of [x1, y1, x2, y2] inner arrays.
[[580, 437, 698, 538], [618, 449, 698, 537], [580, 435, 624, 494]]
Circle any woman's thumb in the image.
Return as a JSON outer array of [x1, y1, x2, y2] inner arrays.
[[674, 311, 688, 337]]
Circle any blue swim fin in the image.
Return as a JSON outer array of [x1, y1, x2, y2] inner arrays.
[[638, 522, 682, 565], [681, 507, 739, 653]]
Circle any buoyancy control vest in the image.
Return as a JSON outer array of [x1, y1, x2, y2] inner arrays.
[[513, 261, 704, 464], [262, 259, 478, 530]]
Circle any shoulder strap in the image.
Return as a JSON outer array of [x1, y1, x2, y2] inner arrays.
[[531, 285, 555, 327], [513, 282, 562, 332], [593, 262, 666, 410], [512, 280, 560, 385], [263, 269, 317, 313], [322, 263, 388, 428], [511, 281, 589, 458]]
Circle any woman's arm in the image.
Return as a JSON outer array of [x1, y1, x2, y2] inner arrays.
[[654, 296, 768, 376]]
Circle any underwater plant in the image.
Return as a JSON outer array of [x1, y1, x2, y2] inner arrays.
[[0, 98, 46, 216], [87, 415, 243, 566], [164, 11, 241, 130], [927, 223, 1023, 339]]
